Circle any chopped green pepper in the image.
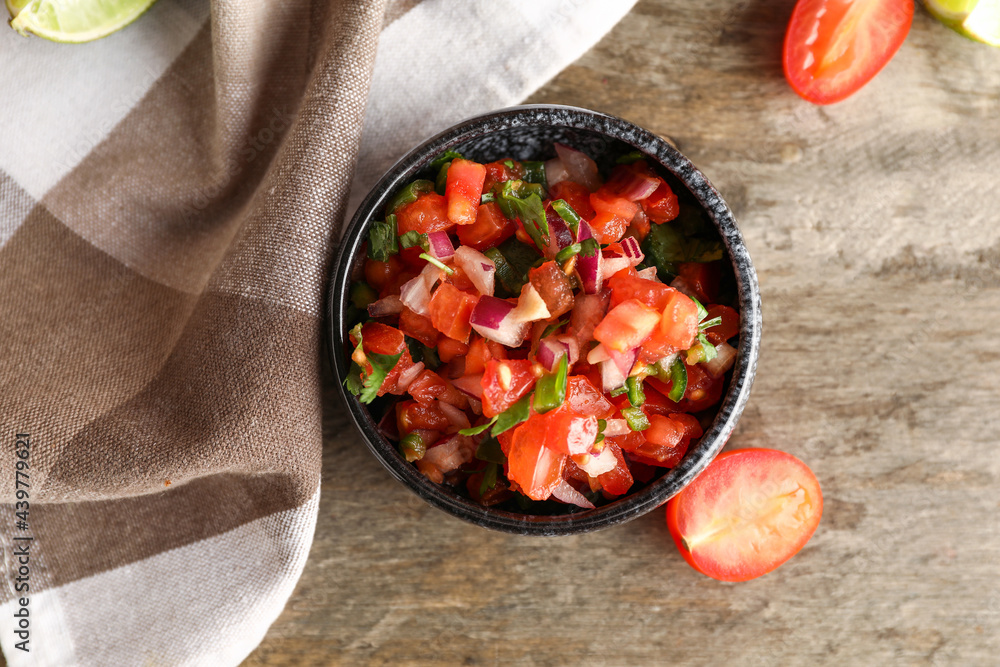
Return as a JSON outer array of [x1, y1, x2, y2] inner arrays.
[[532, 355, 569, 414], [386, 180, 434, 215]]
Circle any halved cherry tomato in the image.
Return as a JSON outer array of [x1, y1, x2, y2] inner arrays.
[[397, 192, 453, 235], [783, 0, 914, 105], [445, 158, 487, 225], [481, 359, 537, 417], [458, 202, 515, 251], [428, 283, 478, 343], [666, 448, 823, 582]]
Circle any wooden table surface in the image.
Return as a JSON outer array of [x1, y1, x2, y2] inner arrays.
[[244, 1, 1000, 665]]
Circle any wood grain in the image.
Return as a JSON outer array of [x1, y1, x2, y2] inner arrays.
[[245, 1, 1000, 665]]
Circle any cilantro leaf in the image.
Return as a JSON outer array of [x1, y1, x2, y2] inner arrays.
[[367, 216, 398, 262], [462, 417, 498, 437]]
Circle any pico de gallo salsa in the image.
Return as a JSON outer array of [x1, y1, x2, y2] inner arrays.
[[344, 144, 739, 511]]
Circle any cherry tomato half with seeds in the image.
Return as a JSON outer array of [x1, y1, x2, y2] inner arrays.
[[666, 448, 823, 582], [783, 0, 913, 105]]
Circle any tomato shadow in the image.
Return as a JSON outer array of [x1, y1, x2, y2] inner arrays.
[[707, 0, 797, 87]]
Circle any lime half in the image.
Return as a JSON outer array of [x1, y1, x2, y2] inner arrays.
[[8, 0, 159, 43], [925, 0, 1000, 46]]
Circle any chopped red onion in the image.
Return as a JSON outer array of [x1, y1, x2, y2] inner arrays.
[[603, 419, 630, 437], [422, 435, 473, 473], [453, 245, 495, 296], [703, 341, 737, 379], [395, 362, 424, 392], [427, 231, 455, 260], [621, 236, 644, 264], [617, 171, 661, 201], [576, 221, 602, 294], [468, 396, 483, 415], [511, 283, 551, 323], [452, 374, 484, 400], [438, 401, 471, 432], [420, 262, 444, 289], [587, 343, 612, 365], [399, 275, 432, 317], [470, 296, 529, 347], [601, 357, 628, 392], [575, 447, 618, 476], [545, 157, 571, 188], [536, 336, 571, 371], [636, 266, 658, 281], [670, 276, 697, 300], [609, 347, 638, 377], [554, 143, 601, 192], [554, 334, 581, 366], [601, 256, 631, 282], [551, 480, 596, 509], [367, 294, 403, 318]]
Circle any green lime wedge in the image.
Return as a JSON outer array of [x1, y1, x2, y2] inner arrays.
[[963, 0, 1000, 44], [924, 0, 1000, 46], [8, 0, 158, 43]]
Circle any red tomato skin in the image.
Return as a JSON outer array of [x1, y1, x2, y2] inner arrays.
[[397, 192, 453, 235], [437, 337, 469, 363], [676, 262, 720, 304], [508, 416, 567, 501], [597, 442, 633, 496], [666, 449, 823, 582], [398, 307, 439, 348], [549, 180, 596, 220], [642, 180, 679, 224], [589, 188, 637, 244], [445, 158, 487, 225], [783, 0, 914, 105], [428, 282, 478, 344], [703, 304, 740, 345], [593, 299, 661, 352], [566, 376, 616, 420], [481, 359, 537, 418], [458, 202, 515, 250]]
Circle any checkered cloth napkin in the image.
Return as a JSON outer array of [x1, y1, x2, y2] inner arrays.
[[0, 0, 636, 664]]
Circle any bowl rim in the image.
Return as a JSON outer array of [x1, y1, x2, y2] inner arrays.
[[327, 104, 762, 536]]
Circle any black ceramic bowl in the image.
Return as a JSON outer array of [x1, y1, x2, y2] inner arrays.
[[329, 105, 761, 536]]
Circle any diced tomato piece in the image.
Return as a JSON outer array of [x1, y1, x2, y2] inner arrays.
[[703, 304, 739, 345], [627, 209, 651, 242], [566, 376, 615, 420], [482, 159, 523, 192], [445, 264, 477, 292], [589, 188, 638, 244], [593, 299, 661, 352], [641, 381, 683, 416], [358, 322, 415, 396], [481, 359, 537, 418], [396, 399, 450, 432], [569, 292, 610, 348], [364, 256, 403, 292], [608, 268, 675, 311], [508, 416, 568, 501], [676, 262, 721, 303], [464, 337, 492, 376], [608, 430, 646, 456], [445, 158, 487, 226], [666, 449, 823, 582], [405, 369, 469, 409], [398, 307, 439, 347], [528, 261, 574, 318], [538, 407, 599, 456], [642, 180, 679, 223], [458, 202, 515, 251], [428, 282, 478, 343], [678, 363, 725, 413], [397, 192, 452, 235], [658, 290, 699, 350], [637, 413, 702, 467], [398, 246, 427, 271], [548, 180, 595, 220], [437, 337, 469, 363], [597, 442, 633, 496]]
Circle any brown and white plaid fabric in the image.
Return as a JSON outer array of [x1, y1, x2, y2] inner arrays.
[[0, 0, 636, 664]]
